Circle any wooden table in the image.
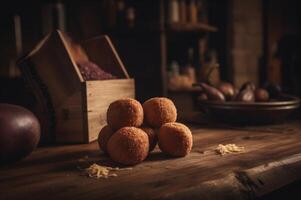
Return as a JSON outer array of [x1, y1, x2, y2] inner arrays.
[[1, 121, 301, 200]]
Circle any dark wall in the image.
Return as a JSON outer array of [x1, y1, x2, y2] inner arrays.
[[263, 0, 301, 96]]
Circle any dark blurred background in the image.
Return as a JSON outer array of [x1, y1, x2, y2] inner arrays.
[[0, 0, 300, 118]]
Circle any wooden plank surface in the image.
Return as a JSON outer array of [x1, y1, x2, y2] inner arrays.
[[85, 79, 135, 142], [1, 121, 301, 200]]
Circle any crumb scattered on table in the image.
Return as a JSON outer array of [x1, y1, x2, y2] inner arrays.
[[215, 144, 245, 155], [83, 163, 132, 179]]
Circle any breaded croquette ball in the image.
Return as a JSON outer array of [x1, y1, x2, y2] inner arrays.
[[107, 127, 149, 165], [158, 122, 192, 157], [141, 126, 158, 152], [107, 98, 144, 131], [97, 125, 114, 153], [143, 97, 177, 128]]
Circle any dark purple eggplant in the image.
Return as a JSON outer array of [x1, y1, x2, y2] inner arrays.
[[263, 83, 282, 98], [255, 88, 269, 102], [236, 89, 255, 102], [218, 82, 235, 101], [0, 104, 40, 164], [199, 83, 225, 101]]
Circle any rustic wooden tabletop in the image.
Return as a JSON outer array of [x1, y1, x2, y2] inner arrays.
[[1, 120, 301, 200]]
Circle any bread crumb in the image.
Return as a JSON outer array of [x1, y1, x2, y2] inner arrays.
[[216, 144, 245, 155], [84, 163, 132, 179]]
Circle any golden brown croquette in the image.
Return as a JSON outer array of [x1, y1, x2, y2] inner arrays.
[[158, 122, 192, 157], [141, 126, 158, 152], [107, 98, 144, 131], [107, 127, 149, 165], [143, 97, 177, 128], [97, 125, 114, 153]]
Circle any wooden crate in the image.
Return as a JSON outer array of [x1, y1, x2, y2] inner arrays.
[[18, 30, 135, 144]]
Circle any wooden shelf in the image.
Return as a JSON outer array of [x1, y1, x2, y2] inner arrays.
[[106, 26, 162, 37], [105, 22, 217, 38], [168, 87, 202, 93], [169, 22, 218, 33]]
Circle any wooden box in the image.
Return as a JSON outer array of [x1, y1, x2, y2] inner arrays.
[[18, 30, 135, 144]]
